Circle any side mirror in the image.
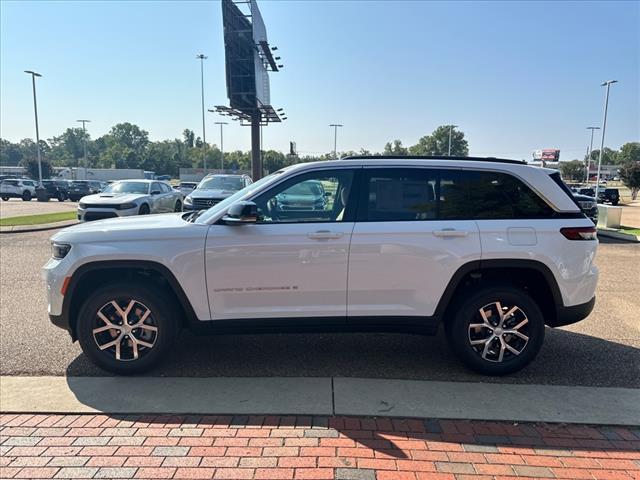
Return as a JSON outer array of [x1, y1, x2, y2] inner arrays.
[[151, 190, 161, 195], [223, 201, 258, 225]]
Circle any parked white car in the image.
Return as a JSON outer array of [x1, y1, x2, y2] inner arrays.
[[77, 179, 183, 222], [45, 157, 597, 375], [0, 178, 37, 201]]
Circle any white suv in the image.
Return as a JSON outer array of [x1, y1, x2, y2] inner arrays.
[[43, 157, 598, 375], [1, 178, 37, 201]]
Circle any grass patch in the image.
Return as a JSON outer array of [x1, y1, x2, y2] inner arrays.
[[620, 226, 640, 236], [0, 211, 76, 227]]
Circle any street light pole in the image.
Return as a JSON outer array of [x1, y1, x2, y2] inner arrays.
[[329, 124, 343, 159], [196, 54, 208, 174], [448, 124, 458, 156], [595, 80, 617, 200], [214, 122, 228, 171], [24, 70, 43, 187], [584, 126, 600, 184], [77, 119, 91, 167]]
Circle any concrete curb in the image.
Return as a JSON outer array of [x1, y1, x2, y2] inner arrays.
[[0, 219, 78, 234], [2, 376, 639, 426], [598, 228, 640, 243]]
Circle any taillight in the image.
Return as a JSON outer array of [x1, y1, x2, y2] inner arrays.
[[560, 226, 597, 240]]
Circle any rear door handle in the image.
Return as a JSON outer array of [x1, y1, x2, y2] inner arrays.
[[308, 230, 344, 240], [433, 229, 469, 238]]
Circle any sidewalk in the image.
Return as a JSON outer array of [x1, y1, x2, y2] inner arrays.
[[1, 413, 639, 479]]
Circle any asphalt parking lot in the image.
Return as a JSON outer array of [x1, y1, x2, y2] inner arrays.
[[0, 228, 638, 387], [0, 198, 78, 219]]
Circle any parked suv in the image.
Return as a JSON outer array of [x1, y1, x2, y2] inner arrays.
[[44, 157, 598, 375], [183, 174, 252, 210], [0, 178, 37, 201], [598, 188, 620, 206], [41, 180, 67, 201], [67, 180, 101, 201]]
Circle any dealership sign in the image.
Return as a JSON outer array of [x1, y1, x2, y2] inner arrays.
[[533, 149, 560, 161]]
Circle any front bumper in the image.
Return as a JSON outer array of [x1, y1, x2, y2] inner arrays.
[[77, 206, 139, 222]]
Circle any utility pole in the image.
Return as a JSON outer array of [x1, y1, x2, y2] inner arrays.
[[448, 124, 458, 156], [196, 54, 208, 174], [329, 124, 343, 159], [595, 80, 617, 200], [24, 70, 44, 191], [77, 119, 91, 167], [214, 121, 228, 172], [584, 126, 600, 184]]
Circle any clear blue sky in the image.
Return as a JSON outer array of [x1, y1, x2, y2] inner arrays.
[[1, 0, 638, 160]]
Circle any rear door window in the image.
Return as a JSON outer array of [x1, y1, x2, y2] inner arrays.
[[358, 168, 467, 221]]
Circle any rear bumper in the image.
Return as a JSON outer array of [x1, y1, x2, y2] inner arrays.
[[549, 296, 596, 327]]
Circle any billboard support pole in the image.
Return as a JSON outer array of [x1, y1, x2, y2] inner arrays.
[[251, 112, 262, 180]]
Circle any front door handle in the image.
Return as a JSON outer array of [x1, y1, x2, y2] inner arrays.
[[433, 229, 469, 238], [308, 230, 344, 240]]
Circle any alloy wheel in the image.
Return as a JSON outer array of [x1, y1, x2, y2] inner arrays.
[[468, 302, 530, 363], [92, 299, 158, 361]]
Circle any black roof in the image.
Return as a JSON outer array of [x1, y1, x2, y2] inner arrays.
[[340, 155, 526, 165]]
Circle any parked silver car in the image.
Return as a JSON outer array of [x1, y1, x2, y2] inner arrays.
[[77, 180, 183, 222]]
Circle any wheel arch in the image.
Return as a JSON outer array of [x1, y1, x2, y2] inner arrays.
[[63, 260, 198, 341], [435, 259, 563, 326]]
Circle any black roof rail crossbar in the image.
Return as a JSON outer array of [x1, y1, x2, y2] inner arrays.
[[340, 155, 526, 165]]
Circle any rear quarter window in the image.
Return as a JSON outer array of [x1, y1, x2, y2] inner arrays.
[[466, 171, 554, 219]]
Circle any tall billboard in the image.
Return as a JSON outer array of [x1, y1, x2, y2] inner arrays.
[[221, 0, 271, 112]]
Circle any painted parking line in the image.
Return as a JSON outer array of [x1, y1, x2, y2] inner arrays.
[[1, 376, 639, 426]]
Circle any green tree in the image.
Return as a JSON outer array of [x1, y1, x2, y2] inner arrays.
[[20, 157, 52, 180], [619, 161, 640, 200], [183, 129, 195, 148], [48, 128, 89, 167], [618, 142, 640, 165], [588, 147, 618, 165], [409, 125, 469, 156], [559, 160, 586, 182], [0, 139, 23, 166], [383, 140, 408, 156], [99, 123, 149, 169]]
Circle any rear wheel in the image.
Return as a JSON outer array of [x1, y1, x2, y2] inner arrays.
[[138, 203, 150, 215], [76, 283, 180, 374], [445, 286, 545, 375], [22, 190, 32, 201], [1, 196, 9, 201], [57, 192, 65, 201]]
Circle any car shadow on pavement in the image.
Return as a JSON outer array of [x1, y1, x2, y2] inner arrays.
[[64, 328, 640, 388]]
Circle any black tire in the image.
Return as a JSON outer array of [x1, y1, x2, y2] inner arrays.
[[174, 200, 182, 212], [445, 286, 545, 375], [612, 199, 619, 206], [76, 283, 180, 374], [138, 203, 150, 215], [1, 196, 9, 201], [21, 191, 32, 201], [57, 192, 65, 201]]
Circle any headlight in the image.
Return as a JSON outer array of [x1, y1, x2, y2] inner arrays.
[[117, 203, 137, 210], [52, 243, 71, 259], [579, 201, 596, 210], [184, 196, 193, 205], [78, 202, 86, 209]]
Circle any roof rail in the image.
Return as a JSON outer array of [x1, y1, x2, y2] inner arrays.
[[340, 155, 526, 165]]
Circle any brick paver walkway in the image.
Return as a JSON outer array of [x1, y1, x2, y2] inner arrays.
[[1, 414, 639, 479]]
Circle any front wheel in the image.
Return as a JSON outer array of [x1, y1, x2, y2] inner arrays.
[[1, 196, 9, 201], [76, 283, 180, 374], [445, 286, 545, 375], [138, 203, 150, 215], [22, 191, 32, 201]]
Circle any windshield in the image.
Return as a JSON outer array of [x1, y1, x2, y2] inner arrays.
[[198, 176, 244, 191], [194, 172, 282, 224], [103, 181, 149, 195]]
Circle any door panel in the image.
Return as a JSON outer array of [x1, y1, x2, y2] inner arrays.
[[347, 167, 481, 318], [205, 222, 354, 319], [347, 220, 480, 317]]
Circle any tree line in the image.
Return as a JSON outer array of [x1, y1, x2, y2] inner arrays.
[[0, 123, 469, 179]]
